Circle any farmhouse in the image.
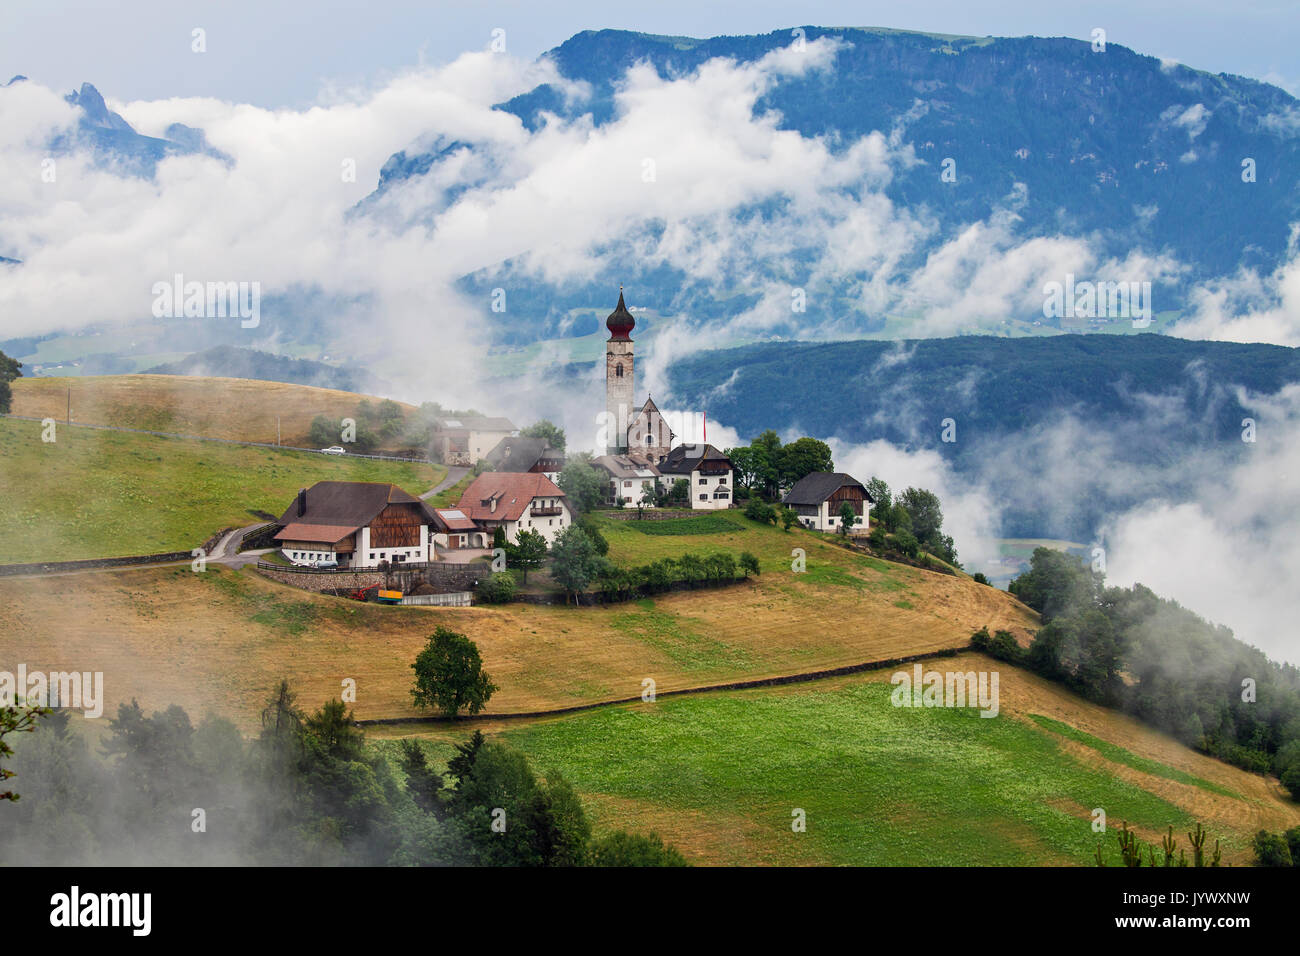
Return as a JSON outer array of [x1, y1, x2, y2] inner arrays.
[[484, 435, 565, 482], [782, 472, 873, 532], [660, 444, 734, 510], [429, 415, 517, 466], [275, 481, 436, 568], [456, 472, 572, 544], [593, 452, 661, 507]]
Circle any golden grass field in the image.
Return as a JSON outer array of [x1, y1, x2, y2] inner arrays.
[[3, 518, 1038, 730], [10, 374, 416, 446]]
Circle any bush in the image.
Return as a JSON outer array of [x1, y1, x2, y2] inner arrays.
[[739, 551, 760, 577], [867, 526, 887, 550], [476, 572, 517, 604], [1223, 745, 1272, 775], [1253, 830, 1295, 867], [1282, 764, 1300, 801], [972, 572, 989, 585], [892, 529, 920, 558], [587, 831, 689, 867], [971, 628, 1024, 664], [576, 517, 609, 556], [744, 499, 775, 524]]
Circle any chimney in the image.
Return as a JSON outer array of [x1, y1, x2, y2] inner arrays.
[[297, 488, 306, 517]]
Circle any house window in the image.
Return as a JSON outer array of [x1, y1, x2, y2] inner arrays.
[[699, 493, 707, 501]]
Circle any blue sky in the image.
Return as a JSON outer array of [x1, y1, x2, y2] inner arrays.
[[3, 0, 1298, 106]]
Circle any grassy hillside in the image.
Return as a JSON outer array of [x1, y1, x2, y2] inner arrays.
[[373, 657, 1300, 866], [2, 520, 1037, 723], [0, 417, 439, 562], [9, 374, 416, 447]]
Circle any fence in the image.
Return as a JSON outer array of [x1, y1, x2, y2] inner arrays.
[[0, 551, 193, 577], [400, 592, 473, 607], [256, 559, 439, 574]]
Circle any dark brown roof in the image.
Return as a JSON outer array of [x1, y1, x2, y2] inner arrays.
[[659, 443, 731, 475], [485, 435, 563, 472], [276, 481, 435, 527], [782, 472, 873, 506]]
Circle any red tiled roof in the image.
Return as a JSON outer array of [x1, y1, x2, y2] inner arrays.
[[275, 522, 360, 544], [456, 472, 565, 523], [432, 508, 478, 532]]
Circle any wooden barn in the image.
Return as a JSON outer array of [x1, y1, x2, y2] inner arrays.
[[782, 472, 874, 533], [274, 481, 436, 568]]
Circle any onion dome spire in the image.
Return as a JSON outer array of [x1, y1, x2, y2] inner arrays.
[[606, 285, 634, 340]]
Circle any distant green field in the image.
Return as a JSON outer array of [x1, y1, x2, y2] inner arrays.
[[386, 678, 1216, 866], [0, 417, 439, 563]]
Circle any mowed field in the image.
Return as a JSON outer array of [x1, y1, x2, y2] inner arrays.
[[0, 416, 439, 563], [9, 374, 417, 446], [370, 659, 1300, 866], [3, 509, 1038, 728]]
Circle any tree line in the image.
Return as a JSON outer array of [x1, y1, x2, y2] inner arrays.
[[975, 547, 1300, 798], [0, 680, 685, 866]]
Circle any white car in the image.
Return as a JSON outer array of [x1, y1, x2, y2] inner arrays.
[[320, 446, 347, 456]]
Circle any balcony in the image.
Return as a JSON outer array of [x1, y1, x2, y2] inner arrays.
[[530, 505, 563, 516]]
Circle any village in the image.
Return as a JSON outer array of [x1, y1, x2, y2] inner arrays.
[[264, 290, 878, 605]]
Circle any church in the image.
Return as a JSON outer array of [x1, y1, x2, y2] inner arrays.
[[595, 288, 734, 509], [603, 286, 675, 460]]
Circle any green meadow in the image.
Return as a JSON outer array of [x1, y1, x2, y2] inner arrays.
[[381, 677, 1239, 866], [0, 416, 439, 563]]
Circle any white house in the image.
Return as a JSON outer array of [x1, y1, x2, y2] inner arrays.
[[593, 453, 661, 507], [456, 472, 573, 545], [659, 444, 734, 510], [430, 415, 518, 466]]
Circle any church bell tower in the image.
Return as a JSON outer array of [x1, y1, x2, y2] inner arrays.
[[605, 286, 635, 455]]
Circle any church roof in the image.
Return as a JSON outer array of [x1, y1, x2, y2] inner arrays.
[[627, 395, 675, 441]]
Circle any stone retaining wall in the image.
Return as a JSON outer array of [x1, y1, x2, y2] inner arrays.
[[256, 561, 490, 594], [599, 508, 699, 522], [0, 551, 194, 577]]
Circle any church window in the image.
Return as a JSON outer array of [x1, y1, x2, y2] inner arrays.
[[615, 363, 623, 378]]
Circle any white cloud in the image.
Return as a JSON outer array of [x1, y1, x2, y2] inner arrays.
[[1172, 226, 1300, 346]]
